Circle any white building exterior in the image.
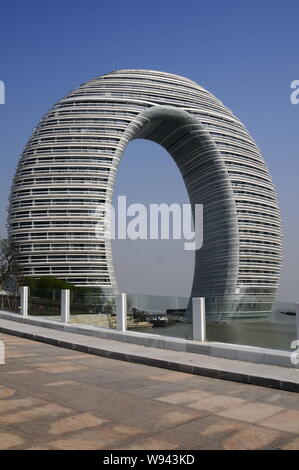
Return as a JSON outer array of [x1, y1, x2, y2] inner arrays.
[[8, 69, 282, 319]]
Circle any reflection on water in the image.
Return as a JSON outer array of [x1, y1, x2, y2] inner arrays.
[[131, 323, 193, 340], [207, 321, 295, 351], [129, 320, 296, 351]]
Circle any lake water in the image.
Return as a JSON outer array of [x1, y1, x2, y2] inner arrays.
[[129, 319, 296, 351]]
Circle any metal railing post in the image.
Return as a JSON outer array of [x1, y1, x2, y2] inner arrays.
[[192, 297, 206, 341], [61, 289, 70, 323], [296, 303, 299, 341], [116, 293, 127, 332], [20, 286, 28, 317]]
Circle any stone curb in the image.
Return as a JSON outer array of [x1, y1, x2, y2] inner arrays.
[[0, 319, 298, 393], [0, 310, 297, 370]]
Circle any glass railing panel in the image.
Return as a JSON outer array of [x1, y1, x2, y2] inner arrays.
[[0, 291, 20, 314], [70, 288, 117, 329], [205, 295, 297, 351], [28, 288, 61, 318], [126, 293, 192, 340]]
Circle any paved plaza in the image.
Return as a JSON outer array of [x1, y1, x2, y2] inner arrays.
[[0, 332, 299, 450]]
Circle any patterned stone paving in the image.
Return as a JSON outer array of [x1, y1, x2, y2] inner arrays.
[[0, 332, 298, 450]]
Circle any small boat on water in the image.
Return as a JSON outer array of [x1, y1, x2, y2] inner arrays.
[[280, 310, 296, 316], [149, 316, 176, 327]]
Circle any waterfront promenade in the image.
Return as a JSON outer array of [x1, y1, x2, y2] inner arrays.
[[0, 331, 299, 450]]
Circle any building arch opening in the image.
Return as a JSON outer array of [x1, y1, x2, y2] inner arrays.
[[112, 138, 195, 297]]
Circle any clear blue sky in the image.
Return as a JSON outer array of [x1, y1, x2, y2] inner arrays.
[[0, 0, 298, 299]]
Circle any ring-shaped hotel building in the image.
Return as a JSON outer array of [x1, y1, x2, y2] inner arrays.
[[8, 69, 282, 319]]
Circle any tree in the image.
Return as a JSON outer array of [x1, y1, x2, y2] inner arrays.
[[21, 276, 76, 300], [21, 276, 75, 290], [0, 239, 21, 292]]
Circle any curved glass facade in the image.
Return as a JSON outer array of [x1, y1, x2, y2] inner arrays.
[[8, 69, 282, 319]]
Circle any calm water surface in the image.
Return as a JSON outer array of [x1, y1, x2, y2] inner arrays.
[[129, 320, 296, 351]]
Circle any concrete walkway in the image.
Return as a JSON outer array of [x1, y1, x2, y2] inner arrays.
[[0, 331, 299, 450], [0, 316, 299, 393]]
